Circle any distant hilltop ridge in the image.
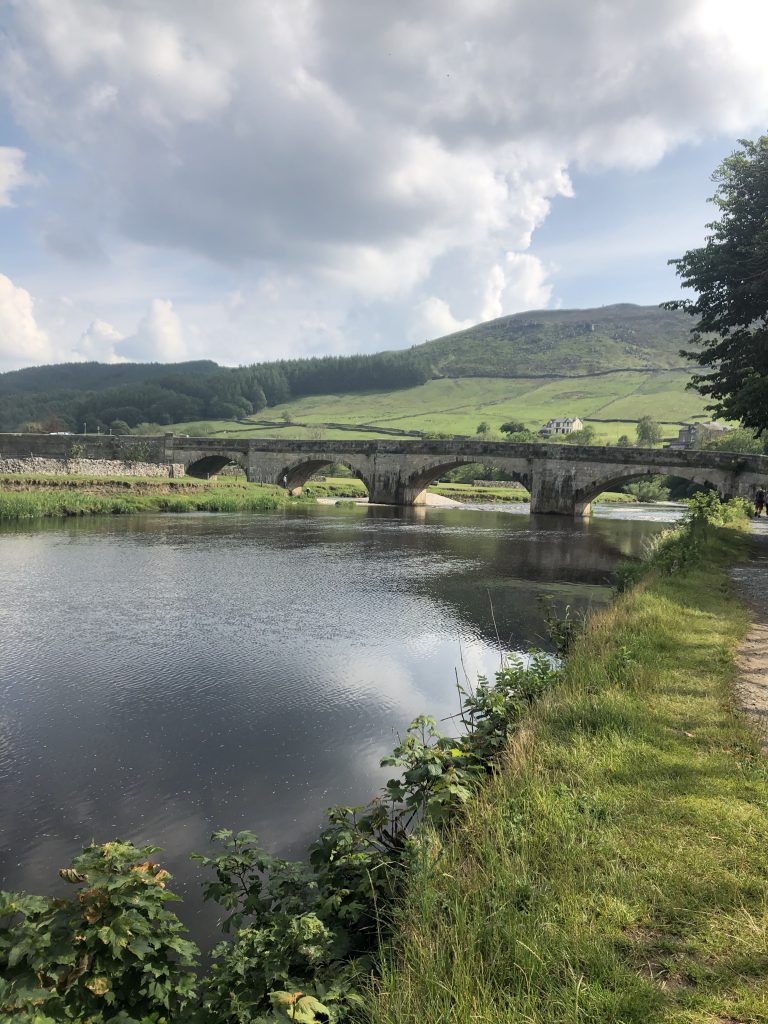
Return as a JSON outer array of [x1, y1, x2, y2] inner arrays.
[[409, 302, 692, 379], [0, 303, 695, 433]]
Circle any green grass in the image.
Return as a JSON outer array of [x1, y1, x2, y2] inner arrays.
[[370, 528, 768, 1023], [0, 480, 292, 519], [0, 472, 248, 490], [159, 371, 711, 445]]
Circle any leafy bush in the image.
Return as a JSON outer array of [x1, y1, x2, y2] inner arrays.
[[0, 841, 199, 1023], [1, 655, 562, 1022], [622, 476, 671, 502], [615, 491, 749, 590]]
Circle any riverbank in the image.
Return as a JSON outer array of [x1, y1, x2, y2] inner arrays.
[[304, 476, 638, 505], [371, 524, 768, 1023], [0, 475, 293, 518]]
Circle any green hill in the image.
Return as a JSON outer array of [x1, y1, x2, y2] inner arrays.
[[0, 304, 707, 439], [414, 303, 691, 378]]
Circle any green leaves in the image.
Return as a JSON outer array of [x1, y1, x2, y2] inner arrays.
[[666, 134, 768, 432], [2, 654, 562, 1023], [0, 842, 199, 1023]]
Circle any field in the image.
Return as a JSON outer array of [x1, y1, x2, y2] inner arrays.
[[162, 369, 711, 444]]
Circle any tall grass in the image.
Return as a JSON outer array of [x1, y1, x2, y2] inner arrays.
[[370, 527, 768, 1023], [0, 486, 289, 520]]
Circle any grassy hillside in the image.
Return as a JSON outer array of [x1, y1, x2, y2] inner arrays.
[[416, 302, 692, 377], [165, 369, 710, 444], [1, 304, 708, 438]]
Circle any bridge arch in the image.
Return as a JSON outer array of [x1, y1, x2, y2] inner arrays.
[[573, 466, 727, 516], [185, 454, 247, 479], [403, 458, 531, 505], [278, 458, 372, 496]]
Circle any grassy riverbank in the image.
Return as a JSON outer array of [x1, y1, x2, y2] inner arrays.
[[304, 476, 637, 505], [0, 475, 292, 519], [372, 526, 768, 1023]]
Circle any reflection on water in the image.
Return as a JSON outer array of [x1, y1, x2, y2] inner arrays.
[[0, 503, 676, 942]]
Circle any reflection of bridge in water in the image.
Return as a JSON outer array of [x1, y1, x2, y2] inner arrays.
[[5, 433, 764, 518]]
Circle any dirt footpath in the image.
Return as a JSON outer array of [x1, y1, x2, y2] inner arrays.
[[729, 519, 768, 753]]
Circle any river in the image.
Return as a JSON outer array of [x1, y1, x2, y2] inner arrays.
[[0, 501, 679, 942]]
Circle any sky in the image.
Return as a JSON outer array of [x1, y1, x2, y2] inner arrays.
[[1, 0, 768, 372]]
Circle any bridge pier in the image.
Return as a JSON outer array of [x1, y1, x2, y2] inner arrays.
[[529, 463, 590, 517]]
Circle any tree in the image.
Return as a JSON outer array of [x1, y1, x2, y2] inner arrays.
[[500, 420, 526, 436], [623, 476, 671, 503], [666, 135, 768, 432], [635, 416, 662, 447], [110, 419, 131, 435], [616, 434, 632, 447], [558, 424, 596, 445], [476, 421, 491, 436], [697, 426, 765, 454]]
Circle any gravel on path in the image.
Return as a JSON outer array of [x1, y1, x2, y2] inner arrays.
[[729, 519, 768, 753]]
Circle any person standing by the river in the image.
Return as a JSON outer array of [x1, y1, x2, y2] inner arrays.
[[755, 487, 766, 517]]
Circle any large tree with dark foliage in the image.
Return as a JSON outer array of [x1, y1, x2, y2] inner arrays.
[[666, 135, 768, 432]]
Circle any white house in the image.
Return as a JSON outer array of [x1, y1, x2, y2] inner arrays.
[[540, 416, 584, 436]]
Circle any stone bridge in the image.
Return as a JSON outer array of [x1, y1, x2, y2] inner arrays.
[[3, 432, 768, 516]]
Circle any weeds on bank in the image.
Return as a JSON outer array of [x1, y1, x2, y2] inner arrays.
[[0, 485, 292, 520], [370, 494, 768, 1024]]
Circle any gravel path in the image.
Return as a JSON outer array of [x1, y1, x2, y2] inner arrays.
[[729, 519, 768, 753]]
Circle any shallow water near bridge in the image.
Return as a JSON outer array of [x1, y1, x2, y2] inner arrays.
[[0, 501, 678, 944]]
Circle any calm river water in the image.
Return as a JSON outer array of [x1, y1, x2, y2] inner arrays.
[[0, 502, 678, 942]]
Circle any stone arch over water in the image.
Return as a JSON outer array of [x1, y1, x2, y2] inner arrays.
[[278, 458, 372, 496], [403, 458, 532, 505], [185, 454, 247, 479], [573, 466, 726, 516]]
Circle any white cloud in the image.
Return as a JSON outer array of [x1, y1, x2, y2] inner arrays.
[[75, 317, 126, 361], [0, 273, 52, 370], [0, 147, 29, 206], [116, 299, 188, 362], [496, 252, 553, 315], [2, 1, 768, 365], [409, 297, 473, 342]]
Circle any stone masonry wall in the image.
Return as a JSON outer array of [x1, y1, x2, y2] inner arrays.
[[0, 457, 184, 477]]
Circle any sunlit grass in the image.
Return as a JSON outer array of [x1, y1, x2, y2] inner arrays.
[[371, 528, 768, 1023], [0, 478, 291, 519]]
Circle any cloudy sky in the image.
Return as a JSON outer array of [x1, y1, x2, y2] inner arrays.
[[1, 0, 767, 372]]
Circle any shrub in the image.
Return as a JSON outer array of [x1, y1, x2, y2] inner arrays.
[[1, 655, 562, 1021]]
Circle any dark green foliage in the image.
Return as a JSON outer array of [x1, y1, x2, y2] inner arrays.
[[696, 426, 767, 454], [615, 433, 632, 447], [1, 656, 561, 1022], [0, 841, 199, 1023], [443, 463, 520, 484], [458, 654, 560, 761], [616, 491, 749, 591], [500, 420, 526, 435], [538, 599, 584, 657], [635, 415, 663, 446], [622, 476, 670, 502], [667, 135, 768, 432]]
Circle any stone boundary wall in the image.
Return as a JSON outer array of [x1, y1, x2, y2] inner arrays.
[[471, 479, 527, 488], [0, 457, 184, 477]]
